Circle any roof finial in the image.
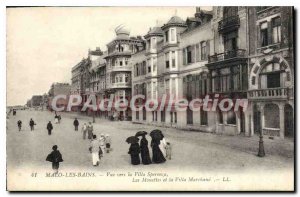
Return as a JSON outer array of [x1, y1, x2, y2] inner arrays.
[[156, 19, 159, 26], [174, 9, 178, 16]]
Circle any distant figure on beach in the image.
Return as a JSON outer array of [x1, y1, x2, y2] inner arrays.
[[87, 122, 93, 140], [105, 134, 111, 153], [73, 118, 79, 131], [17, 120, 22, 131], [47, 121, 53, 135], [29, 118, 35, 131], [54, 115, 59, 124], [82, 123, 87, 139]]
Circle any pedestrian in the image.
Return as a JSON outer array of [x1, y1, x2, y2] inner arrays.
[[17, 120, 22, 131], [82, 123, 87, 139], [73, 118, 79, 131], [89, 135, 100, 166], [151, 138, 166, 164], [99, 134, 106, 154], [29, 118, 35, 131], [105, 134, 111, 153], [159, 135, 167, 158], [140, 135, 152, 165], [58, 115, 61, 124], [165, 142, 172, 160], [87, 122, 93, 140], [47, 121, 53, 135], [54, 115, 59, 124], [128, 142, 141, 165], [46, 145, 63, 173]]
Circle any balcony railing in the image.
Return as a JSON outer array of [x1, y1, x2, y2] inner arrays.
[[109, 82, 131, 89], [107, 65, 132, 72], [248, 87, 294, 100], [218, 15, 240, 33], [208, 49, 246, 63]]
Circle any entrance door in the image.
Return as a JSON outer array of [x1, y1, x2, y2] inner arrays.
[[284, 104, 294, 138], [253, 104, 261, 135]]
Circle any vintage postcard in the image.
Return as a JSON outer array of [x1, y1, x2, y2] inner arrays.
[[6, 6, 294, 191]]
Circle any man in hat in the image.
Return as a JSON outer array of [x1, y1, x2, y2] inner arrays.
[[87, 122, 93, 140], [47, 121, 53, 135], [73, 118, 79, 131]]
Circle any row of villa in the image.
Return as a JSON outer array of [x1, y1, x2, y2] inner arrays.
[[70, 7, 294, 139]]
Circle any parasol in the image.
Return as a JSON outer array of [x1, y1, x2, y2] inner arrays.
[[135, 131, 148, 137], [126, 136, 139, 144]]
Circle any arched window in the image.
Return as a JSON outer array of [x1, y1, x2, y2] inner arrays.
[[259, 63, 285, 89]]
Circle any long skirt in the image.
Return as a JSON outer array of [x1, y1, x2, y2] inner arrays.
[[130, 154, 140, 165], [52, 162, 59, 170], [88, 131, 93, 140], [92, 152, 100, 166], [152, 145, 166, 164], [55, 118, 59, 124]]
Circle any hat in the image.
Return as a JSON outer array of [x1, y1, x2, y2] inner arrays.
[[52, 145, 58, 150]]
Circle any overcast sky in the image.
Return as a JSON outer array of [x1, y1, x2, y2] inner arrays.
[[7, 7, 212, 106]]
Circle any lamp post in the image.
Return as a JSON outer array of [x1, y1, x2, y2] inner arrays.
[[93, 110, 95, 123], [258, 129, 265, 157]]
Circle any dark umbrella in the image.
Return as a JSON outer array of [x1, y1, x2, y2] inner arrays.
[[126, 136, 139, 144], [150, 130, 163, 140], [135, 131, 147, 137]]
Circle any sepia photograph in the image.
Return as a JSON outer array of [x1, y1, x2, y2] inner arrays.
[[5, 5, 295, 191]]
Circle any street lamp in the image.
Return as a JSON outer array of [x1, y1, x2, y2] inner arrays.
[[258, 129, 265, 157], [93, 110, 95, 123]]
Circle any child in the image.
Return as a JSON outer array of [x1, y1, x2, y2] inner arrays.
[[99, 134, 106, 154], [105, 134, 111, 153], [165, 142, 172, 160], [46, 145, 63, 173]]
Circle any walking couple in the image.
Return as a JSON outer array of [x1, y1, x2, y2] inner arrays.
[[81, 122, 94, 140]]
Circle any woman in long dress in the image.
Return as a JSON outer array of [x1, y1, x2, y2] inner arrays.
[[151, 138, 166, 164], [90, 135, 100, 166], [128, 143, 140, 165], [140, 135, 152, 165], [159, 135, 167, 158]]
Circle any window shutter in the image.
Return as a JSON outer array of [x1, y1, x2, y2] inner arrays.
[[182, 49, 186, 65], [206, 40, 210, 60]]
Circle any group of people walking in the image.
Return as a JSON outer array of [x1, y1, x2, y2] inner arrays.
[[72, 118, 112, 166], [127, 130, 172, 165], [73, 119, 94, 140], [16, 118, 36, 132], [89, 134, 112, 166]]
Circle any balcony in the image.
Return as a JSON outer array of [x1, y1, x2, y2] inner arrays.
[[107, 65, 132, 72], [109, 82, 131, 89], [208, 49, 246, 63], [218, 15, 240, 34], [248, 87, 294, 100]]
